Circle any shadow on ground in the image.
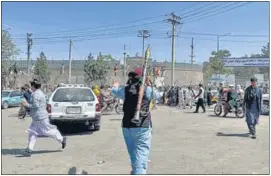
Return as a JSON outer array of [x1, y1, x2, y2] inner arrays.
[[1, 148, 62, 156], [208, 114, 239, 119], [110, 119, 122, 121], [55, 123, 95, 136], [216, 132, 250, 137], [68, 167, 88, 175]]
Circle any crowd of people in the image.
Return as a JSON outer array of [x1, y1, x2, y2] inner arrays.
[[14, 70, 265, 174]]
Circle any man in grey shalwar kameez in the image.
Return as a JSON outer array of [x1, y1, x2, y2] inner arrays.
[[243, 77, 262, 139], [21, 79, 67, 156]]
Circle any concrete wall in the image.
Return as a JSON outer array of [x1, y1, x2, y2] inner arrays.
[[45, 68, 203, 87]]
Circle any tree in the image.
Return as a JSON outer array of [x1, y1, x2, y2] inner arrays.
[[203, 50, 232, 79], [261, 42, 269, 57], [88, 52, 94, 60], [84, 53, 113, 85], [33, 52, 51, 84], [1, 29, 19, 89], [259, 42, 270, 80]]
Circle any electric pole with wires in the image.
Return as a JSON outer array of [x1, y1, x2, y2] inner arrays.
[[123, 44, 127, 76], [137, 30, 150, 66], [27, 33, 33, 75], [166, 13, 181, 86], [190, 37, 195, 69], [68, 39, 72, 83]]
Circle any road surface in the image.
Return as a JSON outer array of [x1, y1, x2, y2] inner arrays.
[[1, 106, 269, 174]]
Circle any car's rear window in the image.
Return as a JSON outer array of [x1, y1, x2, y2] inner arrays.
[[52, 88, 95, 102]]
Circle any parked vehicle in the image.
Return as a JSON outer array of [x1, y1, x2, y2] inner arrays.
[[1, 90, 24, 109], [47, 84, 101, 131], [261, 94, 269, 115]]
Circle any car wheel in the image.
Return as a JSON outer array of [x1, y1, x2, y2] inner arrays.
[[94, 121, 100, 131], [2, 101, 8, 109], [262, 101, 269, 115]]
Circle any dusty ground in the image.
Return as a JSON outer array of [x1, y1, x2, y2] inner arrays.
[[1, 106, 269, 174]]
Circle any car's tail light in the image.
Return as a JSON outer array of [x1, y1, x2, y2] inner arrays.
[[47, 104, 52, 113], [95, 103, 101, 112]]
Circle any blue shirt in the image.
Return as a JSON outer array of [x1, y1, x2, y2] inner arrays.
[[112, 86, 153, 101]]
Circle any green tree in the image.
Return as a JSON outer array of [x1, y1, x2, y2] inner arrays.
[[1, 29, 19, 88], [204, 50, 232, 79], [88, 52, 94, 60], [33, 51, 51, 84], [261, 42, 269, 57], [84, 53, 112, 85], [259, 42, 269, 80]]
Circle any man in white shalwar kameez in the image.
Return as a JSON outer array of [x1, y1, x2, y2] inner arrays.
[[178, 87, 185, 109], [21, 79, 67, 157], [187, 86, 194, 109]]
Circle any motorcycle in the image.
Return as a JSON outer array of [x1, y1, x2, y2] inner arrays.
[[115, 98, 123, 114], [18, 106, 29, 119], [100, 96, 123, 114], [214, 97, 244, 118]]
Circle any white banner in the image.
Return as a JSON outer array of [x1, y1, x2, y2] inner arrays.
[[222, 57, 269, 67]]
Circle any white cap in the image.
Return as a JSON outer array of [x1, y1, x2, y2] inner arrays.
[[229, 84, 234, 87]]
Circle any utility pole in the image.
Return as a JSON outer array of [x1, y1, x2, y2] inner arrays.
[[216, 36, 220, 53], [137, 30, 150, 65], [217, 33, 231, 52], [68, 39, 72, 84], [190, 37, 195, 69], [166, 13, 181, 86], [123, 44, 127, 76], [27, 33, 33, 75]]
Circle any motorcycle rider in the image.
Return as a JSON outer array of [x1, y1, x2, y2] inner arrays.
[[100, 85, 113, 112], [236, 85, 245, 100], [223, 84, 238, 117], [218, 82, 224, 97]]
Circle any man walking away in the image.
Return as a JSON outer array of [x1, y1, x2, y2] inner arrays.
[[243, 77, 262, 139], [193, 84, 206, 113]]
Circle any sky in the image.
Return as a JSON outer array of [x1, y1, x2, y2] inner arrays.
[[2, 1, 270, 65]]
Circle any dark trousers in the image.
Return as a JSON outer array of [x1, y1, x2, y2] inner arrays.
[[247, 122, 257, 135], [196, 98, 206, 112]]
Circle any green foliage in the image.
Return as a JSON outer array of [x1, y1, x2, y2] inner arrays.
[[33, 51, 51, 84], [84, 53, 113, 85], [261, 42, 269, 57], [234, 42, 270, 79], [203, 50, 232, 79], [1, 29, 19, 74]]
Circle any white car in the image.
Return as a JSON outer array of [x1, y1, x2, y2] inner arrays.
[[47, 84, 101, 131], [261, 94, 269, 115]]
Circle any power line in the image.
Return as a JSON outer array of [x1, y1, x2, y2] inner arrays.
[[181, 2, 225, 19], [177, 31, 268, 38], [153, 35, 268, 43], [179, 2, 201, 12], [182, 2, 240, 21], [13, 15, 166, 37], [14, 20, 164, 40], [183, 2, 252, 23]]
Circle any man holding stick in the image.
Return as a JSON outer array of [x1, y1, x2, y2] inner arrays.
[[112, 67, 153, 175]]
